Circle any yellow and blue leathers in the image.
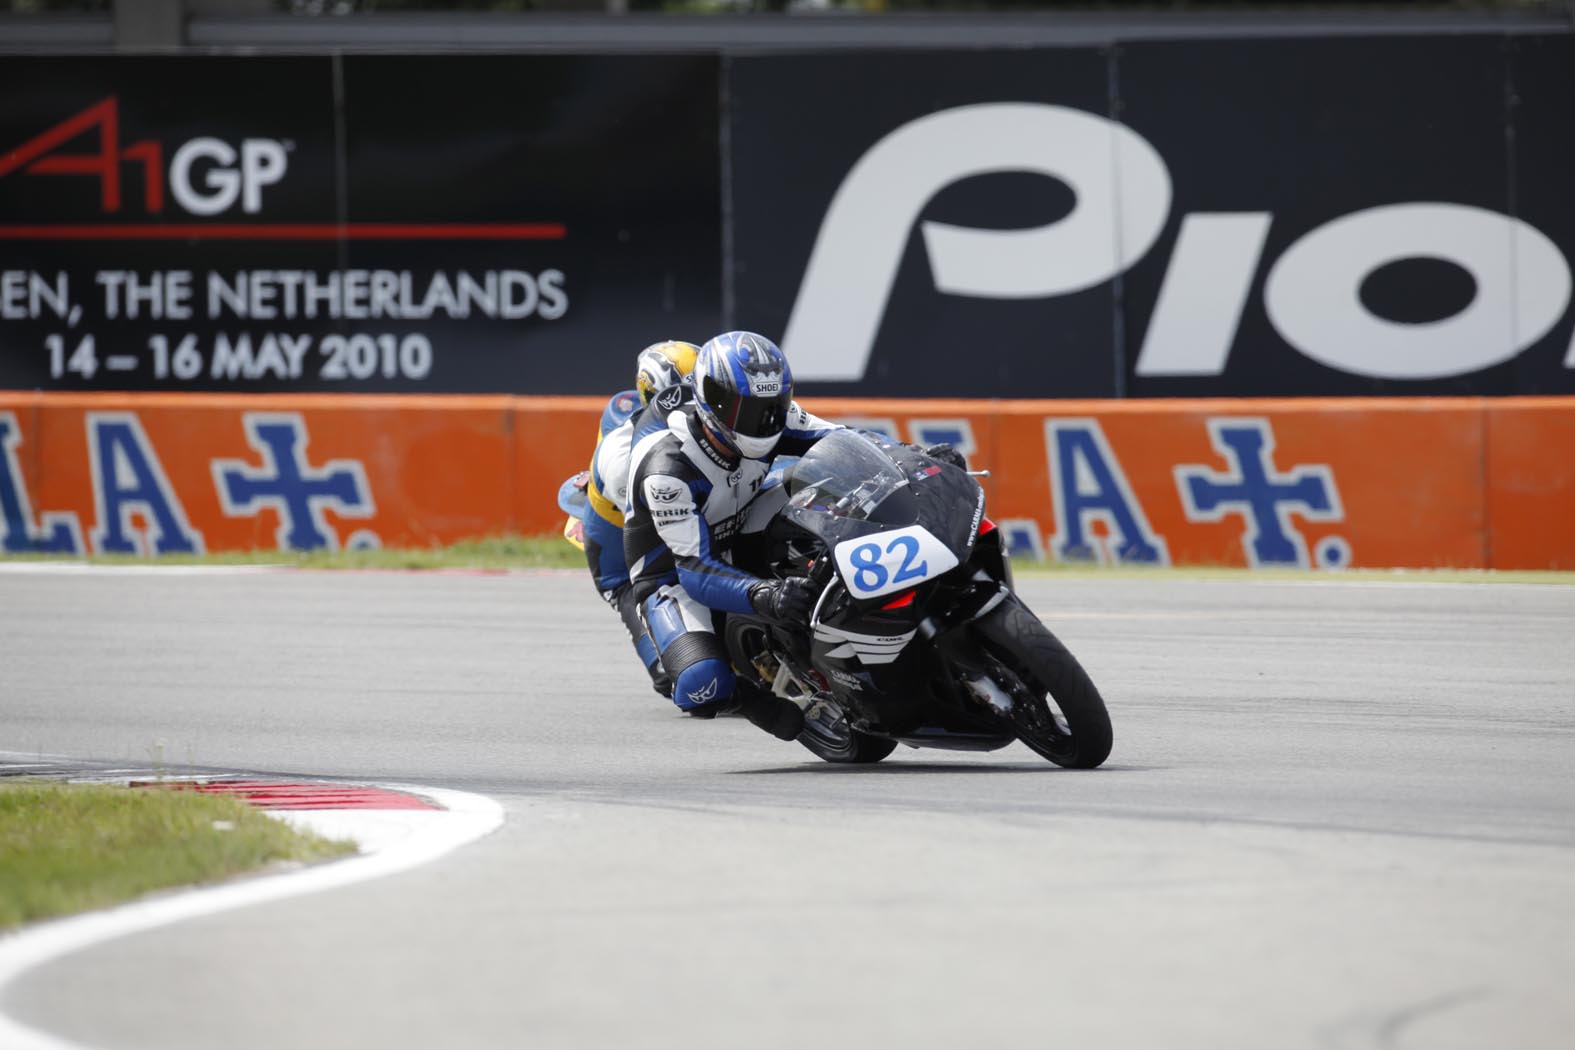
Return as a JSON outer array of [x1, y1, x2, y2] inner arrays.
[[581, 389, 642, 594], [580, 386, 694, 696]]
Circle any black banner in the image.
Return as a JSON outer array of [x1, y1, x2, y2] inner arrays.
[[728, 49, 1117, 398], [1116, 34, 1569, 398], [3, 39, 1573, 397], [0, 55, 721, 393], [1505, 32, 1575, 397], [728, 36, 1575, 398]]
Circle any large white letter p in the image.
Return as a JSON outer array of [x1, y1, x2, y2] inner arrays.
[[781, 103, 1171, 382]]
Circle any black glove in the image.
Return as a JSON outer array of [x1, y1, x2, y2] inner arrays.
[[749, 577, 818, 625], [924, 443, 968, 470]]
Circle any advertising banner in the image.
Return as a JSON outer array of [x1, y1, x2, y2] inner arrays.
[[822, 399, 1486, 570], [1116, 34, 1574, 399], [1484, 399, 1575, 570], [727, 36, 1575, 399], [3, 392, 1571, 570], [0, 393, 518, 552], [4, 39, 1575, 400], [727, 49, 1120, 399], [0, 55, 721, 395]]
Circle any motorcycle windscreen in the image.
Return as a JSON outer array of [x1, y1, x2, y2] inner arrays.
[[784, 430, 920, 528]]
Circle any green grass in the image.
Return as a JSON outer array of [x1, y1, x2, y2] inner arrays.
[[4, 534, 586, 571], [2, 533, 1569, 583], [0, 781, 355, 931], [1009, 561, 1575, 585]]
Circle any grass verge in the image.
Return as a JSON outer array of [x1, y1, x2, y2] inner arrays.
[[4, 534, 586, 572], [0, 781, 355, 931], [1, 533, 1570, 584], [1009, 561, 1575, 585]]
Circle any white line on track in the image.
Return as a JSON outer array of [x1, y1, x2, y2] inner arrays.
[[0, 785, 503, 1050]]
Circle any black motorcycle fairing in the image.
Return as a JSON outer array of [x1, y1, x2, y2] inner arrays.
[[761, 437, 1019, 741], [720, 428, 1111, 766], [968, 521, 1014, 593], [780, 432, 983, 572], [808, 575, 1013, 742]]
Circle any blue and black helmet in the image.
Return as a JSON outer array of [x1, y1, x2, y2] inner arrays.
[[692, 331, 794, 459]]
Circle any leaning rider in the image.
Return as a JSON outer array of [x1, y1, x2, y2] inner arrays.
[[580, 340, 701, 698], [623, 330, 842, 740]]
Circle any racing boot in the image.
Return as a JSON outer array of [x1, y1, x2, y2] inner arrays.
[[728, 680, 805, 741]]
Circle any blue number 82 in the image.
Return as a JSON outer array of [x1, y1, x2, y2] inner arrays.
[[847, 535, 929, 594]]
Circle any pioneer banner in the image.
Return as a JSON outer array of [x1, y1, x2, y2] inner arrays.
[[726, 49, 1121, 399], [729, 35, 1575, 399], [3, 392, 1572, 569], [0, 54, 721, 394], [5, 38, 1575, 398], [1114, 33, 1575, 399]]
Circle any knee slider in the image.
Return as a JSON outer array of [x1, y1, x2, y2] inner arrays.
[[672, 658, 734, 712]]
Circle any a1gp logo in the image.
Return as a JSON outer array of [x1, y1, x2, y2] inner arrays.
[[783, 102, 1574, 383], [0, 96, 289, 216]]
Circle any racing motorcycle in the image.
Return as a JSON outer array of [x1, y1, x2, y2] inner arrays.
[[725, 430, 1112, 768]]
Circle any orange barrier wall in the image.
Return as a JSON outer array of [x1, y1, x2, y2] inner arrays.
[[2, 392, 1571, 569]]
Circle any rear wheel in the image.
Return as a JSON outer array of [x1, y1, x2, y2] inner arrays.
[[970, 597, 1112, 769], [797, 696, 899, 764], [724, 617, 897, 765]]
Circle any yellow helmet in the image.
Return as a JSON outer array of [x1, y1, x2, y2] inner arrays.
[[634, 341, 700, 406]]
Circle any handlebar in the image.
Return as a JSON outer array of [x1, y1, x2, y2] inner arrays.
[[807, 551, 837, 590]]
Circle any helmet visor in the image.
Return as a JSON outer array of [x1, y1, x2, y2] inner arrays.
[[702, 374, 792, 439]]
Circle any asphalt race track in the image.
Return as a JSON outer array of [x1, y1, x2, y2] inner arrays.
[[2, 567, 1573, 1050]]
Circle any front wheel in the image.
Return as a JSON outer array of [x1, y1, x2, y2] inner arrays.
[[970, 597, 1112, 769]]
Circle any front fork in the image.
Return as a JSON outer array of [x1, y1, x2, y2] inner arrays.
[[919, 574, 1042, 731]]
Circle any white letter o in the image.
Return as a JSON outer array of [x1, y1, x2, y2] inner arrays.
[[1264, 203, 1571, 380]]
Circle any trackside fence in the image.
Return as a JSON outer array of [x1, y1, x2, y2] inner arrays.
[[2, 393, 1570, 570]]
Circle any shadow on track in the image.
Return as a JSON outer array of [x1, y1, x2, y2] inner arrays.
[[728, 762, 1155, 776]]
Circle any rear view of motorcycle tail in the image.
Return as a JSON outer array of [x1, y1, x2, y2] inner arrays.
[[724, 430, 1112, 768]]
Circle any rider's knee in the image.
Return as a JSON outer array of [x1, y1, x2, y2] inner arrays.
[[671, 658, 734, 712]]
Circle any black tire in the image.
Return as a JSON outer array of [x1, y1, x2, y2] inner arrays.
[[724, 617, 896, 765], [970, 597, 1112, 769], [797, 699, 899, 764]]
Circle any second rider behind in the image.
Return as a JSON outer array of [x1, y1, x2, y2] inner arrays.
[[582, 340, 701, 699], [625, 331, 841, 740]]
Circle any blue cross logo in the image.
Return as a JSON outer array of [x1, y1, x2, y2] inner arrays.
[[213, 414, 376, 551], [1175, 418, 1347, 569]]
